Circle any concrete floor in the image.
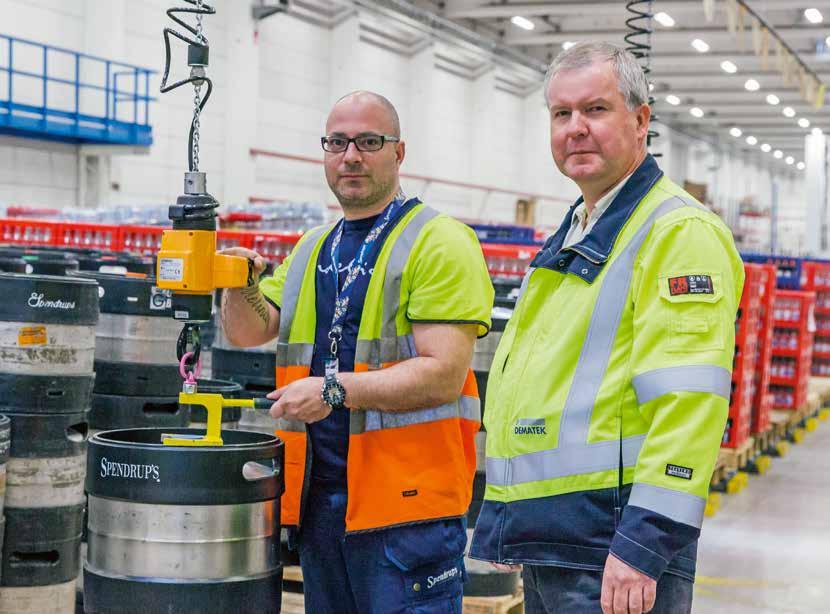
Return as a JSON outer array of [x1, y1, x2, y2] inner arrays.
[[692, 422, 830, 613]]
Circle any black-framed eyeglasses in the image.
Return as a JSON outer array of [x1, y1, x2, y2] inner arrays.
[[321, 134, 400, 153]]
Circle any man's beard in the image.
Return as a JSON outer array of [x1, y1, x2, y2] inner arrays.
[[335, 175, 396, 210]]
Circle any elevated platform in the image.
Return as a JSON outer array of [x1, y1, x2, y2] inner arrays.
[[0, 33, 154, 146]]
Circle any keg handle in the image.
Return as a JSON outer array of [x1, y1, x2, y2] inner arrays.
[[242, 459, 280, 481]]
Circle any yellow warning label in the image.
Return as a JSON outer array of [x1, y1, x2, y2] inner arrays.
[[18, 325, 47, 346]]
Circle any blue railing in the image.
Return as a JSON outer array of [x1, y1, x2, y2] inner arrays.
[[0, 33, 155, 146]]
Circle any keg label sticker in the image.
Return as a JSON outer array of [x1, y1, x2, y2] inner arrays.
[[158, 258, 184, 282], [100, 457, 161, 483], [27, 292, 76, 310], [18, 325, 47, 346], [150, 286, 172, 310]]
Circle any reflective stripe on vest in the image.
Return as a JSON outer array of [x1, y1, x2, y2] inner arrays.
[[275, 226, 329, 387], [485, 196, 708, 491]]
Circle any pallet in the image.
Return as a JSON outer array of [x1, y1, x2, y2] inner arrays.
[[751, 427, 774, 456], [711, 436, 754, 485], [280, 591, 305, 614], [808, 376, 830, 404], [463, 589, 524, 614], [280, 565, 525, 613]]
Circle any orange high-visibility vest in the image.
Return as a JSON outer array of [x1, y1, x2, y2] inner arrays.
[[274, 205, 484, 533]]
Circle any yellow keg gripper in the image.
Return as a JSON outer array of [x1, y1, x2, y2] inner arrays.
[[162, 387, 273, 447]]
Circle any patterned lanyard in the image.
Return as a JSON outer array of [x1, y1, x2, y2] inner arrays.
[[326, 192, 408, 374]]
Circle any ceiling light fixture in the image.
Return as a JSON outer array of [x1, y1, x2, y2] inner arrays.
[[774, 150, 784, 159], [720, 60, 738, 73], [797, 161, 806, 170], [744, 79, 760, 91], [761, 143, 772, 153], [730, 127, 743, 137], [798, 118, 811, 128], [746, 136, 758, 145], [690, 107, 704, 118], [766, 94, 780, 105], [813, 127, 824, 136], [805, 8, 823, 24], [654, 12, 676, 27], [691, 38, 710, 53], [786, 156, 795, 165], [783, 106, 796, 118], [665, 95, 681, 105], [510, 15, 535, 31], [562, 41, 575, 50]]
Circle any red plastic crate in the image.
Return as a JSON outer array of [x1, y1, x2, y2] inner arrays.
[[119, 225, 166, 254], [217, 230, 254, 251], [770, 380, 810, 410], [739, 263, 765, 321], [803, 261, 830, 291], [0, 218, 60, 246], [733, 333, 758, 388], [812, 357, 830, 377], [58, 223, 119, 250], [251, 232, 303, 264], [772, 290, 816, 330], [723, 379, 752, 448], [481, 243, 541, 278]]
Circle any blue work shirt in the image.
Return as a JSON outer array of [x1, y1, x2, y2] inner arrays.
[[308, 201, 417, 487]]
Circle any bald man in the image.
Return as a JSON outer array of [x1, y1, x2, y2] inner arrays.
[[220, 92, 494, 613]]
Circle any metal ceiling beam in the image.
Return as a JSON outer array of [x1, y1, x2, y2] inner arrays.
[[649, 70, 830, 80], [648, 52, 823, 67], [505, 26, 828, 46], [652, 88, 815, 100], [444, 0, 830, 19]]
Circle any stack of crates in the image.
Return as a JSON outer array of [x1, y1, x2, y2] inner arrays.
[[769, 289, 816, 409], [803, 262, 830, 377], [751, 264, 776, 434], [742, 254, 807, 290], [725, 264, 764, 448]]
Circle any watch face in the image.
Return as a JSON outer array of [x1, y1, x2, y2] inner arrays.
[[325, 382, 345, 407], [329, 386, 345, 405]]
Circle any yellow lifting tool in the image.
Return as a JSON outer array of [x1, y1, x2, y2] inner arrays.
[[154, 1, 266, 446]]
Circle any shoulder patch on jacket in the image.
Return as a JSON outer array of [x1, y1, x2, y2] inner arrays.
[[669, 275, 713, 296]]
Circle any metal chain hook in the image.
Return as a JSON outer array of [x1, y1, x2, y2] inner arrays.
[[176, 323, 202, 378], [192, 0, 205, 172]]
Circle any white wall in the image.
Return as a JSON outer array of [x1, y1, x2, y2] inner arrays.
[[0, 0, 808, 251], [653, 124, 807, 254]]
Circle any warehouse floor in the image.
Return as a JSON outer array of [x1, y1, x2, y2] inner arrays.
[[692, 424, 830, 613]]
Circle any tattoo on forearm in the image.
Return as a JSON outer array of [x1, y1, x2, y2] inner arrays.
[[241, 284, 270, 326]]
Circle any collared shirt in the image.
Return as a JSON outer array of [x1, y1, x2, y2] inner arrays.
[[563, 173, 632, 249]]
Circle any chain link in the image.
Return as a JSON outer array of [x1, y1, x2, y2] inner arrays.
[[192, 0, 205, 172]]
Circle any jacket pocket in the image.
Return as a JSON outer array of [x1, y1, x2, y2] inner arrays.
[[658, 273, 725, 353]]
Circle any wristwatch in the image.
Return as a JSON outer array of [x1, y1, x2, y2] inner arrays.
[[321, 373, 347, 410]]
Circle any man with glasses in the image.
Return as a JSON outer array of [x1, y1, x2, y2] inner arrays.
[[220, 90, 493, 613]]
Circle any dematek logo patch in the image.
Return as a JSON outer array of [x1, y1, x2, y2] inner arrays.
[[514, 418, 547, 435]]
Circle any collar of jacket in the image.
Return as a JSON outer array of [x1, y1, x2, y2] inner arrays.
[[530, 154, 664, 283]]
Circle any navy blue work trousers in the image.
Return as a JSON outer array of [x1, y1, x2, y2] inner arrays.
[[296, 482, 467, 614]]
